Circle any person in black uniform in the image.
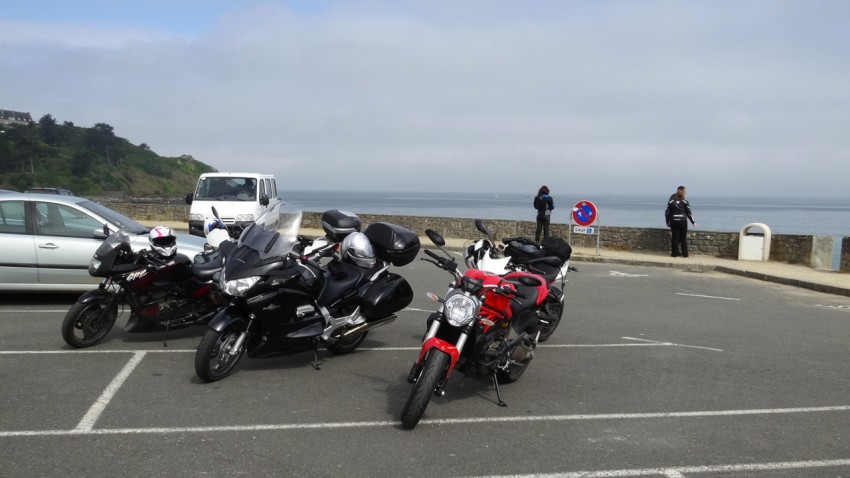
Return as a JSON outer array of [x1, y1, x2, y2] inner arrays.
[[534, 185, 555, 243], [665, 186, 697, 257]]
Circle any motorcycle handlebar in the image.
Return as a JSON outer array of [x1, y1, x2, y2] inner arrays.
[[424, 249, 441, 261]]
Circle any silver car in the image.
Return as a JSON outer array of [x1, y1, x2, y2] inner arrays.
[[0, 194, 207, 292]]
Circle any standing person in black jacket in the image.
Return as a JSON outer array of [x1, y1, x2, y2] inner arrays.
[[534, 185, 555, 243], [665, 186, 697, 257]]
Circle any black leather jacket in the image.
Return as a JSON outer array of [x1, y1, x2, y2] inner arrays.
[[665, 198, 695, 226]]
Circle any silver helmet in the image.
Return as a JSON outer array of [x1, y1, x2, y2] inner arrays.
[[340, 232, 376, 268]]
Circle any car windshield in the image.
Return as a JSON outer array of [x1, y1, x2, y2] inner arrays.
[[79, 200, 147, 234], [236, 206, 302, 259], [194, 176, 258, 201]]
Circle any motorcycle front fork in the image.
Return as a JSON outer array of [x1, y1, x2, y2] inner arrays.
[[229, 315, 254, 356]]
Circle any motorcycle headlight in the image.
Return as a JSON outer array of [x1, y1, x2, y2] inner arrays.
[[221, 275, 260, 297], [444, 292, 480, 327], [89, 258, 102, 275], [235, 214, 254, 222]]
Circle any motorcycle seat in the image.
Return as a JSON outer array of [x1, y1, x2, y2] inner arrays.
[[192, 259, 221, 282], [508, 284, 540, 317], [524, 256, 563, 283]]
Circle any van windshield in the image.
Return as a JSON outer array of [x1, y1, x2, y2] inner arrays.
[[194, 177, 258, 202]]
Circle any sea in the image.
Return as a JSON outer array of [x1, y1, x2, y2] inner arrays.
[[282, 190, 850, 270]]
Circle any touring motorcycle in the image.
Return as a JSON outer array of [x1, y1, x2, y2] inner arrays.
[[465, 219, 575, 342], [194, 207, 420, 382], [399, 229, 546, 429]]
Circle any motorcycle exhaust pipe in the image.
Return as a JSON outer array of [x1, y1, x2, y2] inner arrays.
[[341, 314, 398, 338]]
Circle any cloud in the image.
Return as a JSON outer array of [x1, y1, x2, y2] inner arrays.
[[1, 1, 849, 196]]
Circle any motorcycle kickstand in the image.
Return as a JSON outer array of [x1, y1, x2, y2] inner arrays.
[[491, 374, 507, 407], [311, 341, 323, 371]]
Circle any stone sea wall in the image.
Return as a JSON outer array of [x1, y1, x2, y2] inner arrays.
[[97, 198, 846, 271]]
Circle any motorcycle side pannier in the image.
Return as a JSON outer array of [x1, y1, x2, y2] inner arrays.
[[362, 272, 414, 318], [364, 222, 421, 266], [321, 209, 362, 242]]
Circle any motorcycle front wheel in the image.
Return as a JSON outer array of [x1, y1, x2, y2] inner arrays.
[[537, 302, 563, 343], [61, 298, 118, 348], [400, 350, 450, 429], [195, 323, 246, 382]]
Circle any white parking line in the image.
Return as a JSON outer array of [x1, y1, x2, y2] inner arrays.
[[75, 351, 146, 432], [467, 458, 850, 478], [622, 337, 724, 353], [676, 293, 740, 301], [1, 405, 848, 437]]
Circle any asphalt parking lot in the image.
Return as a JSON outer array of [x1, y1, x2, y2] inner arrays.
[[1, 256, 849, 477]]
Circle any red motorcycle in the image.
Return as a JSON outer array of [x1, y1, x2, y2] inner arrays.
[[400, 229, 547, 429]]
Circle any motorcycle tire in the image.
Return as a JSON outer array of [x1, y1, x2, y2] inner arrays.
[[325, 331, 368, 355], [400, 350, 450, 429], [61, 299, 118, 348], [195, 323, 246, 382], [537, 302, 563, 343]]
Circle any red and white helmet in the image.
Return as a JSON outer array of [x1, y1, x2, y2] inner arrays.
[[149, 226, 177, 258]]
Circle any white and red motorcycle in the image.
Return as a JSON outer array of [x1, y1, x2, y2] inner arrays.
[[464, 219, 575, 342]]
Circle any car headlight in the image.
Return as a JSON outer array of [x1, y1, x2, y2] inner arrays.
[[235, 214, 254, 222], [444, 292, 480, 327], [189, 213, 205, 222], [221, 275, 260, 297]]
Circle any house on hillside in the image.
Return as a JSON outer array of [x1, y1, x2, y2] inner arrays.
[[0, 109, 34, 126]]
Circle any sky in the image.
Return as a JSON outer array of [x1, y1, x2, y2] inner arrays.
[[2, 0, 849, 197]]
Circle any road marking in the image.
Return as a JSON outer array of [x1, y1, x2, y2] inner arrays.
[[816, 304, 850, 311], [1, 405, 848, 437], [676, 293, 740, 301], [622, 337, 724, 352], [0, 310, 68, 313], [75, 351, 146, 432], [467, 458, 850, 477], [610, 271, 648, 278], [0, 349, 195, 354]]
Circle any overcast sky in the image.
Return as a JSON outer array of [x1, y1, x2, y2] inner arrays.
[[2, 1, 849, 197]]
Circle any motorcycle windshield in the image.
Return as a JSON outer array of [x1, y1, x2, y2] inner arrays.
[[235, 206, 302, 260], [94, 229, 132, 257]]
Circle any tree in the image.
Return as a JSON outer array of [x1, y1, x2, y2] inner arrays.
[[38, 114, 59, 146]]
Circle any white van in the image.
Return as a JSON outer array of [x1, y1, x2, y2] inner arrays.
[[185, 172, 282, 237]]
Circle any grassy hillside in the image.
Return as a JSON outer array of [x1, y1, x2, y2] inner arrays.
[[0, 115, 216, 197]]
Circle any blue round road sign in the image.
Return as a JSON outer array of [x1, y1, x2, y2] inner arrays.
[[572, 200, 597, 227]]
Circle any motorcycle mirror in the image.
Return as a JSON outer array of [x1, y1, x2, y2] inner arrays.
[[474, 219, 494, 243], [425, 229, 445, 247], [211, 206, 220, 220]]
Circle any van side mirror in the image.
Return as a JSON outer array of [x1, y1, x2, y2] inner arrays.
[[185, 193, 194, 205], [260, 193, 269, 206]]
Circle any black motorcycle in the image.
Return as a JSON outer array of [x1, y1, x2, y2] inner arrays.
[[61, 228, 224, 348], [194, 207, 420, 382]]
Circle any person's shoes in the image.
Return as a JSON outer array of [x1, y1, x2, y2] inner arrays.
[[671, 254, 681, 257], [683, 255, 689, 258]]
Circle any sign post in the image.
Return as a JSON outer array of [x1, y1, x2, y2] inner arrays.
[[570, 200, 600, 256]]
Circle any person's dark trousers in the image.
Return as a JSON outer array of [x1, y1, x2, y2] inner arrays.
[[535, 216, 550, 243], [670, 221, 688, 257]]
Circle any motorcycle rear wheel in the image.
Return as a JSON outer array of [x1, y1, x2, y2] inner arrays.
[[325, 331, 368, 354], [400, 350, 449, 429], [61, 299, 118, 348], [537, 302, 563, 343], [195, 324, 246, 382]]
